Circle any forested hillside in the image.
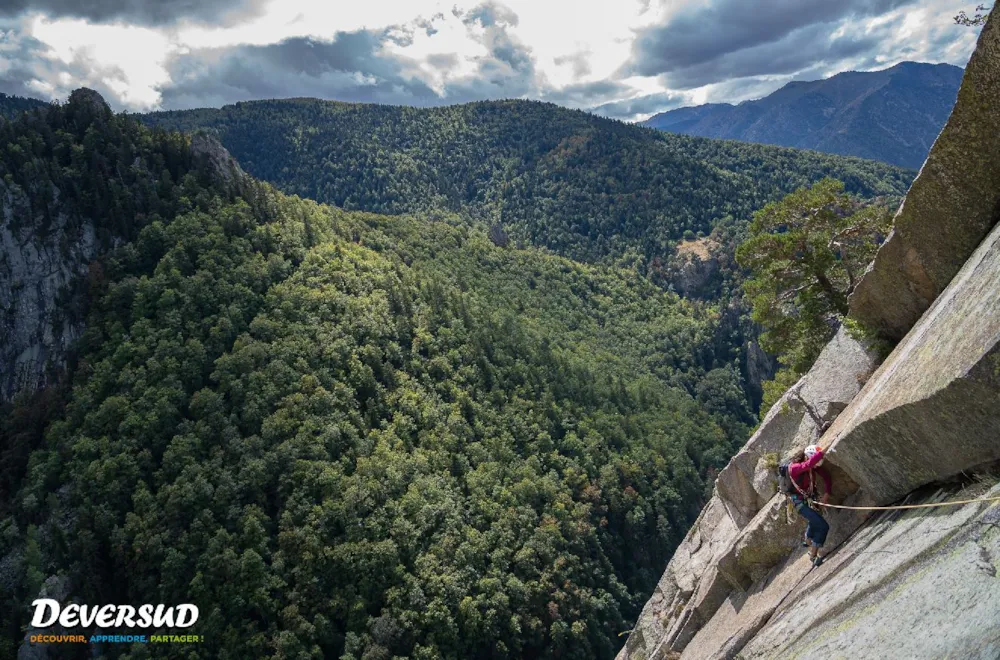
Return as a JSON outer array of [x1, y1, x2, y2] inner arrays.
[[2, 92, 760, 659], [0, 93, 50, 120], [142, 99, 913, 270]]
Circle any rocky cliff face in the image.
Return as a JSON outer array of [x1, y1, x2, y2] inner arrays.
[[621, 13, 1000, 660], [0, 181, 97, 402], [0, 99, 251, 404]]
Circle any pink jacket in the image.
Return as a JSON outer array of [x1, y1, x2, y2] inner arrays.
[[788, 448, 832, 498]]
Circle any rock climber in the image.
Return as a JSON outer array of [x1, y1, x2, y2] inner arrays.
[[788, 444, 831, 566]]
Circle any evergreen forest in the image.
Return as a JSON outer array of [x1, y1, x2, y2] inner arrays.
[[0, 92, 911, 659]]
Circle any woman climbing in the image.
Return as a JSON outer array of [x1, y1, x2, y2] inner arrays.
[[788, 444, 832, 566]]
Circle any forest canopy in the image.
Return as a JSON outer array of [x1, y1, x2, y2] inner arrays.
[[142, 98, 913, 273], [0, 91, 770, 660]]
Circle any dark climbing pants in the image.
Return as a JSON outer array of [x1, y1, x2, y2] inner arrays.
[[796, 501, 829, 547]]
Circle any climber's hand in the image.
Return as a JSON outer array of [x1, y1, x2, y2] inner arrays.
[[821, 494, 830, 505]]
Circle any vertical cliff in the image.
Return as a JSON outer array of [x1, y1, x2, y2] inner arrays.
[[621, 13, 1000, 659], [0, 90, 113, 401]]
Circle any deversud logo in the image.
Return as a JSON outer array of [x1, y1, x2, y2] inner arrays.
[[27, 599, 203, 646]]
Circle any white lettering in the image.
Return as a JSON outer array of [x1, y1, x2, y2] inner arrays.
[[152, 604, 174, 628], [115, 605, 137, 627], [174, 605, 199, 627], [28, 601, 199, 629], [96, 604, 116, 627], [78, 604, 99, 627], [58, 604, 80, 627], [137, 604, 154, 627], [30, 599, 60, 627]]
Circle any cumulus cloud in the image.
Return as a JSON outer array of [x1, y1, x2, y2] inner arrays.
[[160, 32, 438, 109], [160, 2, 544, 110], [589, 91, 687, 119], [0, 20, 131, 103], [0, 0, 983, 121], [0, 0, 267, 27], [654, 19, 890, 90]]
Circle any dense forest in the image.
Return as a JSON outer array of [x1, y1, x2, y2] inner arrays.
[[0, 94, 50, 121], [0, 91, 913, 658], [0, 92, 761, 659], [142, 99, 913, 272]]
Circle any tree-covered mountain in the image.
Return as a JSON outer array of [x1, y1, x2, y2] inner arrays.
[[644, 62, 963, 169], [1, 91, 762, 659], [141, 98, 913, 271], [0, 93, 51, 120], [0, 86, 917, 659]]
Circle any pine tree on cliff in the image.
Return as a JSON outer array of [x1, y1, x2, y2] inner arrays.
[[736, 177, 892, 409]]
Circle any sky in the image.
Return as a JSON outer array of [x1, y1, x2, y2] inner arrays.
[[0, 0, 984, 121]]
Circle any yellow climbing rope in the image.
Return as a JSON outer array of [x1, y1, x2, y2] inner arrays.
[[814, 494, 1000, 511]]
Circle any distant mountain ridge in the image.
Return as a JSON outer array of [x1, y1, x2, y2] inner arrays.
[[643, 62, 964, 169]]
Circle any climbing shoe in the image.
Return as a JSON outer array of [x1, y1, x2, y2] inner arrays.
[[812, 555, 824, 567]]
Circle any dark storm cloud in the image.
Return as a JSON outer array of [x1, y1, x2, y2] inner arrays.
[[540, 79, 631, 108], [0, 0, 267, 27], [659, 19, 888, 90], [629, 0, 918, 84], [159, 31, 441, 110], [159, 2, 541, 110]]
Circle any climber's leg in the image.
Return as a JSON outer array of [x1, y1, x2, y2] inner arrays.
[[796, 502, 830, 552]]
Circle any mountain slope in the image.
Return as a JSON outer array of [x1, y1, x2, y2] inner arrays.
[[0, 93, 50, 120], [141, 99, 913, 269], [1, 90, 757, 659], [644, 62, 964, 169]]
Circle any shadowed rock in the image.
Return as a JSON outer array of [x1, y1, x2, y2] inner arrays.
[[191, 132, 249, 190], [825, 217, 1000, 504]]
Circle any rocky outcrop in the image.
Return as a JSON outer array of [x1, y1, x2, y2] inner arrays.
[[824, 217, 1000, 504], [0, 182, 97, 401], [849, 13, 1000, 340], [191, 132, 249, 191], [619, 495, 741, 658], [671, 238, 720, 298], [715, 327, 875, 527], [618, 328, 877, 659], [17, 575, 72, 660], [733, 482, 1000, 659], [743, 339, 775, 407], [67, 88, 112, 120], [626, 195, 1000, 659], [621, 14, 1000, 658]]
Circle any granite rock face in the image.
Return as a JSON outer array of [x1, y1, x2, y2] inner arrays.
[[623, 217, 1000, 659], [620, 14, 1000, 658], [715, 327, 876, 527], [738, 484, 1000, 660], [618, 494, 741, 659], [0, 180, 97, 401], [824, 217, 1000, 504], [849, 12, 1000, 340], [617, 328, 877, 659]]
